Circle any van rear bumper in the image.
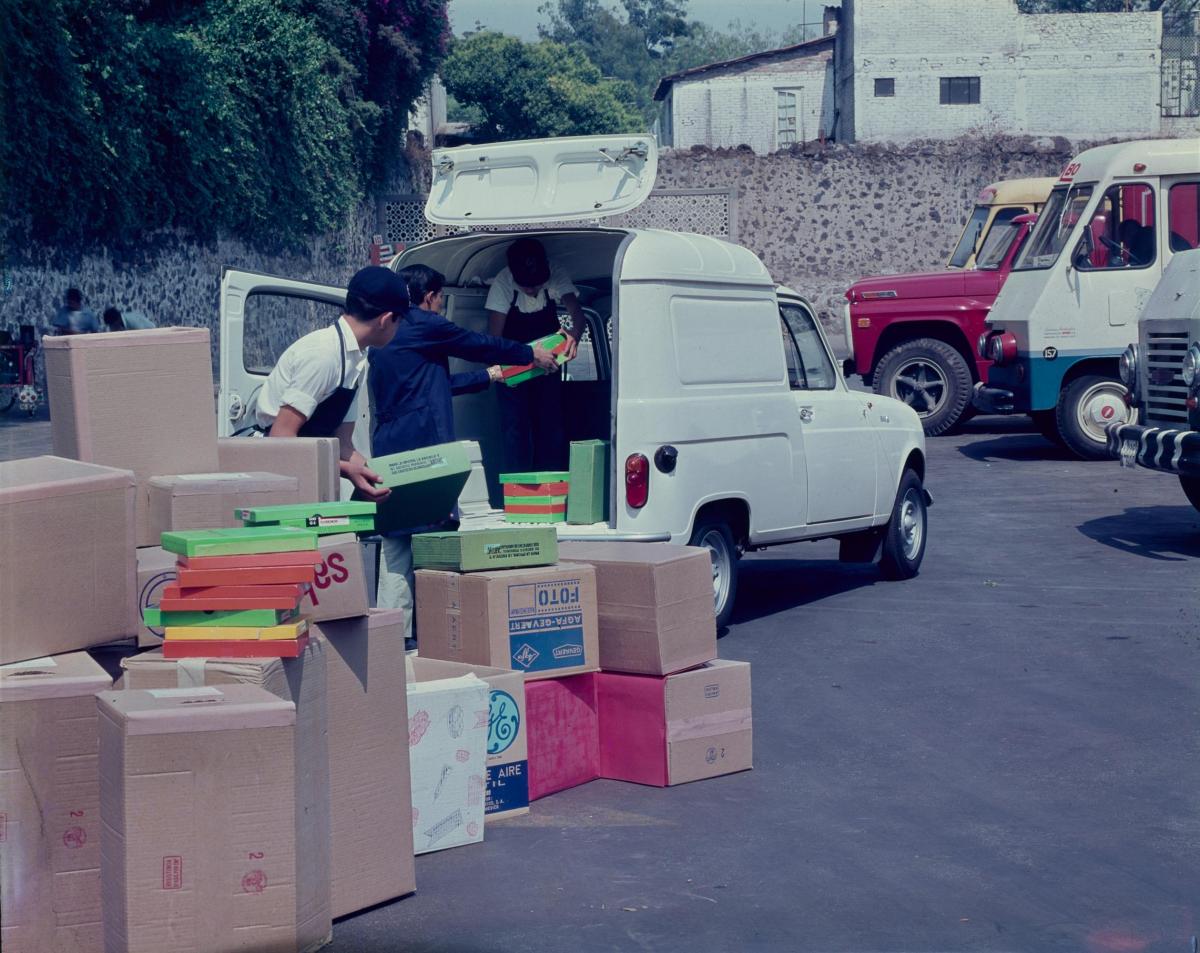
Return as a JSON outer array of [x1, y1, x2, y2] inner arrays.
[[1107, 423, 1200, 476], [973, 382, 1015, 414]]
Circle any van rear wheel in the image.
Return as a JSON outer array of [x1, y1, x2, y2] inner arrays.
[[873, 338, 973, 437], [880, 469, 928, 580], [1055, 375, 1135, 460], [1181, 476, 1200, 513], [689, 519, 738, 630]]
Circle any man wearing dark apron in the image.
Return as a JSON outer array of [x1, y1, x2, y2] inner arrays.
[[254, 265, 408, 500], [485, 237, 585, 472]]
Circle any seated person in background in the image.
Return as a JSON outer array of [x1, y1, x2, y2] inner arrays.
[[52, 288, 98, 335], [370, 263, 560, 640], [102, 307, 155, 331], [486, 237, 584, 472]]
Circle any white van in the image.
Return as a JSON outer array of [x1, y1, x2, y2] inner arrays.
[[217, 135, 929, 625], [975, 137, 1200, 459]]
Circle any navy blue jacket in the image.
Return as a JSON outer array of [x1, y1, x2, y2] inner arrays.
[[369, 306, 533, 457]]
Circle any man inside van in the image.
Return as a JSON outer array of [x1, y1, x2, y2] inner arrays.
[[485, 237, 584, 471], [255, 265, 406, 500]]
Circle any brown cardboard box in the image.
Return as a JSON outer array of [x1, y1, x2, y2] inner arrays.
[[134, 546, 177, 648], [44, 328, 219, 546], [415, 564, 599, 681], [97, 684, 309, 953], [119, 641, 332, 950], [559, 542, 717, 675], [300, 533, 370, 623], [217, 436, 341, 504], [312, 610, 415, 918], [147, 470, 301, 539], [596, 660, 752, 787], [408, 657, 529, 820], [0, 652, 112, 953], [0, 456, 137, 665]]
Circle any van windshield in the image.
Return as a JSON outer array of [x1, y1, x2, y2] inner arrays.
[[1015, 185, 1094, 271], [976, 221, 1021, 270], [949, 205, 990, 267]]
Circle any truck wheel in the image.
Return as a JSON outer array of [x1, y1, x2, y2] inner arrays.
[[1181, 476, 1200, 513], [688, 518, 739, 629], [1054, 375, 1135, 460], [880, 469, 927, 580], [873, 338, 973, 437]]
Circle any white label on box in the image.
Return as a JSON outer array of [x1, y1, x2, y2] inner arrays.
[[1, 656, 58, 671], [311, 516, 350, 527], [146, 686, 224, 699]]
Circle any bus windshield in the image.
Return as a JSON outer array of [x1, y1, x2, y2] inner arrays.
[[949, 205, 990, 267], [1015, 185, 1094, 270], [975, 220, 1021, 270]]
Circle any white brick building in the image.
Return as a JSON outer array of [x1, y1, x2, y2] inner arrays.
[[656, 0, 1200, 152]]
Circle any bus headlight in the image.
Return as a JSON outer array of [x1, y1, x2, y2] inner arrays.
[[977, 332, 990, 359], [986, 332, 1018, 366], [1118, 344, 1138, 389], [1183, 343, 1200, 388]]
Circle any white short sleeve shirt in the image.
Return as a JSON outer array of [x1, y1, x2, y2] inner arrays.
[[255, 316, 366, 430], [484, 265, 578, 315]]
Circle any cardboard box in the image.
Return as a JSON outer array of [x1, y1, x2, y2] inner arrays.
[[135, 546, 177, 647], [0, 456, 137, 665], [408, 657, 529, 820], [525, 673, 600, 801], [412, 526, 558, 572], [311, 610, 416, 918], [160, 525, 318, 557], [119, 641, 332, 951], [0, 652, 112, 953], [147, 471, 301, 539], [406, 673, 489, 854], [567, 439, 610, 524], [415, 564, 599, 680], [44, 328, 219, 546], [299, 533, 370, 623], [368, 442, 472, 534], [596, 660, 752, 787], [217, 436, 341, 504], [97, 684, 312, 953], [559, 542, 717, 676]]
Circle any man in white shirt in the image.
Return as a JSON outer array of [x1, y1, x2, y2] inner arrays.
[[255, 265, 407, 500], [485, 237, 584, 471]]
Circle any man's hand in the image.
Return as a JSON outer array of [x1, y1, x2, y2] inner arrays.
[[560, 329, 579, 361], [342, 458, 391, 501], [532, 344, 561, 372]]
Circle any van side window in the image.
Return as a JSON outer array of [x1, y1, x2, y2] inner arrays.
[[560, 307, 609, 382], [1075, 182, 1156, 271], [1168, 182, 1199, 252], [780, 303, 835, 391], [243, 293, 343, 375]]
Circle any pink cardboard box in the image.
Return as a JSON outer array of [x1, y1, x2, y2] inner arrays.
[[596, 660, 753, 787], [526, 674, 599, 801]]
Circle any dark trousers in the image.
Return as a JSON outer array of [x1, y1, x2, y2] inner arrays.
[[496, 372, 567, 473]]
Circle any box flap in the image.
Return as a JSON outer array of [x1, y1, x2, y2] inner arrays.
[[0, 456, 135, 505], [96, 684, 295, 735], [664, 660, 751, 738], [42, 327, 210, 350], [149, 471, 298, 496], [0, 651, 112, 702]]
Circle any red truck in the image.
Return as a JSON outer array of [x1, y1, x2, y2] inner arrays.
[[844, 212, 1040, 436]]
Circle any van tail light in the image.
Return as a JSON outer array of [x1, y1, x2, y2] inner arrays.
[[625, 454, 649, 508]]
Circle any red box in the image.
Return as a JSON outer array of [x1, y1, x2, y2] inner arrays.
[[176, 565, 317, 588], [525, 673, 599, 801], [162, 635, 310, 659], [159, 583, 306, 611], [178, 551, 321, 570]]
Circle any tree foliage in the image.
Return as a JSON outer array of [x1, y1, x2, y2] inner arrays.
[[0, 0, 449, 248], [1016, 0, 1165, 10], [441, 31, 643, 141]]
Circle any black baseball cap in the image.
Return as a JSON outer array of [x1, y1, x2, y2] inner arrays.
[[346, 266, 410, 317]]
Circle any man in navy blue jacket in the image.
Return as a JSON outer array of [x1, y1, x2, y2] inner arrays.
[[370, 264, 560, 641]]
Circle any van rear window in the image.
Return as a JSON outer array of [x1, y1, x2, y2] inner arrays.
[[669, 297, 785, 386]]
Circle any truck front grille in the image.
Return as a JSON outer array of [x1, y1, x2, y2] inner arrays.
[[1142, 324, 1190, 428]]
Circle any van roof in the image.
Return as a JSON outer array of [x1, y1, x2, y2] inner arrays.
[[979, 177, 1057, 205], [1059, 137, 1200, 186]]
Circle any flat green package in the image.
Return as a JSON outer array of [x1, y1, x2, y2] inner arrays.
[[237, 500, 375, 536], [498, 471, 570, 485], [412, 526, 558, 572], [503, 510, 566, 524], [368, 441, 472, 534], [160, 525, 318, 557], [567, 439, 610, 524], [144, 606, 300, 628], [500, 332, 569, 387]]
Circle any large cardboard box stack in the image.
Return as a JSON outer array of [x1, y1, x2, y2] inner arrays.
[[44, 328, 219, 546], [119, 639, 332, 948], [0, 456, 136, 664], [97, 685, 320, 953], [0, 652, 112, 953], [217, 436, 341, 504], [313, 610, 416, 917], [146, 471, 301, 539], [408, 657, 529, 820]]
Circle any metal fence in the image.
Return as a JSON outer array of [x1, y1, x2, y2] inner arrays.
[[1162, 2, 1200, 118]]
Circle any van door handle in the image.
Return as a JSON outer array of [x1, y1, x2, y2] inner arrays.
[[799, 406, 814, 423]]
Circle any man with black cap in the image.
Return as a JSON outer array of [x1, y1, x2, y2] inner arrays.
[[485, 237, 585, 471], [255, 265, 407, 500]]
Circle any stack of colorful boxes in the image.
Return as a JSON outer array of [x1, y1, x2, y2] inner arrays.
[[498, 331, 570, 386], [500, 471, 570, 524], [148, 526, 322, 659]]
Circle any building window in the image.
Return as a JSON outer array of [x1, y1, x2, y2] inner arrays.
[[874, 78, 895, 97], [777, 90, 798, 145], [940, 76, 980, 105]]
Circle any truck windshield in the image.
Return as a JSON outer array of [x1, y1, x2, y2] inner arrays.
[[1015, 185, 1094, 271], [976, 221, 1020, 270], [949, 205, 990, 267]]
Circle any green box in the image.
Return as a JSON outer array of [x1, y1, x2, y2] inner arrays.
[[567, 439, 610, 525], [503, 495, 568, 506], [161, 526, 318, 557], [367, 442, 473, 534], [498, 471, 570, 485], [500, 332, 569, 387], [239, 501, 376, 536], [504, 511, 566, 524], [412, 526, 558, 572], [144, 607, 299, 628]]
